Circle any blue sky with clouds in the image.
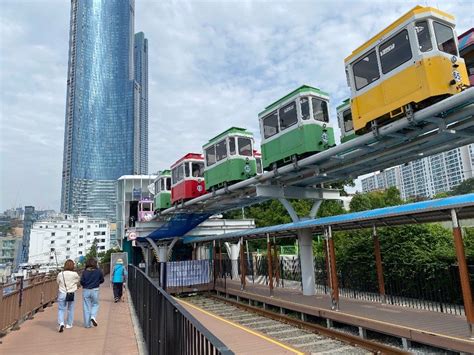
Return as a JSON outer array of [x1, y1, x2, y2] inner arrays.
[[0, 0, 472, 211]]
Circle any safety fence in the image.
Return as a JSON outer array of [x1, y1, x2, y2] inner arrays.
[[128, 265, 233, 355], [0, 273, 58, 333], [215, 255, 472, 316]]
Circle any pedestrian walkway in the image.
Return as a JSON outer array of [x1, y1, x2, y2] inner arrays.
[[1, 278, 139, 355]]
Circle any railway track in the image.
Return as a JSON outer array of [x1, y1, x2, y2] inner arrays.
[[181, 294, 407, 354]]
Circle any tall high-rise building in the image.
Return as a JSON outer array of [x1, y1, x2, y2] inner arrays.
[[61, 1, 148, 220], [134, 32, 148, 174], [360, 144, 474, 199]]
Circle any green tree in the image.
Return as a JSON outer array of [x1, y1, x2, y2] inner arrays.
[[450, 178, 474, 196], [84, 238, 98, 261], [98, 247, 122, 265]]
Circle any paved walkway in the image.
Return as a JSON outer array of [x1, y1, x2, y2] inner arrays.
[[1, 279, 139, 355]]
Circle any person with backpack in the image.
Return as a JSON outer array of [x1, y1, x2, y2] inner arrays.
[[111, 258, 127, 302], [56, 259, 80, 332]]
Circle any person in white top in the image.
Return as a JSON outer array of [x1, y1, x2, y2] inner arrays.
[[56, 259, 80, 332]]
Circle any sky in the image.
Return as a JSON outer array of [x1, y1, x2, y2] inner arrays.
[[0, 0, 473, 212]]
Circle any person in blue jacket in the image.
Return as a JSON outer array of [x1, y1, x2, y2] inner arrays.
[[111, 258, 127, 302], [80, 257, 104, 328]]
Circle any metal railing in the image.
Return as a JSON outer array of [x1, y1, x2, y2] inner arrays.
[[215, 254, 472, 316], [0, 272, 58, 333], [128, 265, 233, 355]]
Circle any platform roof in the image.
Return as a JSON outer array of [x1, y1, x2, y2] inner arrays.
[[183, 193, 474, 244]]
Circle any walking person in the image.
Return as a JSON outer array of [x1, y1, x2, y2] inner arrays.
[[80, 258, 104, 328], [111, 258, 127, 302], [56, 259, 80, 332]]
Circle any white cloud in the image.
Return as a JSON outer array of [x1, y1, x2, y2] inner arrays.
[[1, 0, 472, 210]]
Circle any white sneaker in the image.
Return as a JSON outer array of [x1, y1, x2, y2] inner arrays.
[[66, 324, 73, 329], [91, 317, 98, 327], [58, 323, 64, 333]]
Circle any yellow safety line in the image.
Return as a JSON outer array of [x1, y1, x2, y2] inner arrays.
[[220, 287, 474, 344], [178, 298, 305, 355]]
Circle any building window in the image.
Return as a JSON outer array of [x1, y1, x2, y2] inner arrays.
[[50, 248, 55, 252], [79, 235, 83, 239], [50, 240, 55, 244], [101, 239, 106, 242], [51, 232, 55, 237], [67, 240, 71, 244], [78, 251, 82, 255], [67, 232, 71, 236], [79, 228, 83, 231], [40, 226, 43, 228], [50, 256, 54, 260], [79, 243, 83, 247], [101, 232, 106, 235]]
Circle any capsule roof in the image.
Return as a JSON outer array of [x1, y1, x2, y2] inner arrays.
[[344, 5, 455, 63], [259, 85, 329, 117], [204, 127, 253, 148]]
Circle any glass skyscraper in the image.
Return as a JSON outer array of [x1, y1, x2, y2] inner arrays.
[[61, 0, 148, 220], [134, 32, 148, 175]]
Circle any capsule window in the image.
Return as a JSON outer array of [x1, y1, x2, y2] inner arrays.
[[343, 109, 353, 132], [279, 101, 298, 130], [263, 111, 279, 139], [256, 157, 263, 174], [379, 29, 412, 74], [433, 21, 457, 56], [238, 137, 252, 157], [215, 139, 227, 162], [229, 137, 236, 155], [353, 50, 380, 90], [312, 98, 329, 122], [206, 146, 216, 166], [155, 180, 160, 193], [415, 21, 432, 52], [300, 97, 310, 120], [166, 177, 171, 190], [160, 179, 165, 191], [192, 162, 204, 177], [185, 163, 191, 177]]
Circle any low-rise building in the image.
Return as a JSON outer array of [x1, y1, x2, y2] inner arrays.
[[0, 234, 22, 265], [28, 215, 110, 265]]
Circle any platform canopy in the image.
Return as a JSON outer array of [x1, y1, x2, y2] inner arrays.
[[184, 193, 474, 244]]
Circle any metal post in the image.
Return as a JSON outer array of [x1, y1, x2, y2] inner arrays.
[[327, 226, 339, 310], [273, 237, 280, 287], [267, 234, 274, 296], [219, 241, 223, 278], [212, 240, 216, 290], [240, 237, 246, 290], [323, 238, 330, 291], [451, 209, 474, 338], [372, 225, 386, 303]]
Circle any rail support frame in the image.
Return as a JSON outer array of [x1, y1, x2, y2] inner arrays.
[[372, 225, 386, 303], [273, 237, 280, 287], [451, 209, 474, 339], [326, 226, 339, 310]]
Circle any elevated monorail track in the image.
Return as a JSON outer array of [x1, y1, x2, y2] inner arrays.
[[157, 88, 474, 216]]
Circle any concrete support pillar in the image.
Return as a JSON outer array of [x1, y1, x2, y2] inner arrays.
[[451, 209, 474, 339], [372, 225, 386, 302], [157, 246, 167, 262], [225, 242, 240, 280], [298, 229, 316, 296], [326, 226, 339, 310]]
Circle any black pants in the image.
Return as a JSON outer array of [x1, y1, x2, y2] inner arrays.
[[113, 282, 123, 300]]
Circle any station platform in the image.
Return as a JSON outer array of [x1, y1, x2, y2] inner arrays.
[[0, 278, 139, 355], [178, 298, 303, 354], [216, 279, 474, 353]]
